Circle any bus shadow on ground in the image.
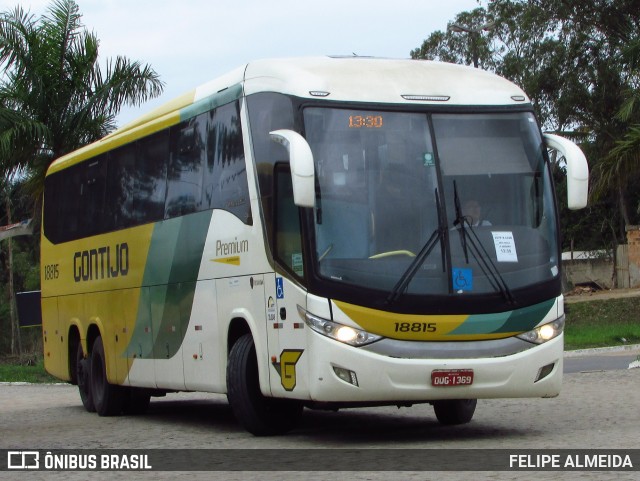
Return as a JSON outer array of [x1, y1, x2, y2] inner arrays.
[[71, 395, 533, 444]]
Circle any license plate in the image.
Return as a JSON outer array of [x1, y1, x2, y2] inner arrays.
[[431, 369, 474, 387]]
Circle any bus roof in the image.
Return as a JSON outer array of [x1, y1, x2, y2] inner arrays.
[[186, 57, 529, 123], [48, 57, 530, 174], [244, 56, 529, 105]]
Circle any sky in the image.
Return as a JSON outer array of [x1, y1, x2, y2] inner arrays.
[[1, 0, 483, 126]]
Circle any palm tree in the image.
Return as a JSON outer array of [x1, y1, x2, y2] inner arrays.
[[0, 0, 163, 356], [591, 37, 640, 228], [0, 0, 164, 198]]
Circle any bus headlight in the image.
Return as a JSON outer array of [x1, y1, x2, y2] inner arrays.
[[298, 306, 382, 346], [516, 316, 565, 344]]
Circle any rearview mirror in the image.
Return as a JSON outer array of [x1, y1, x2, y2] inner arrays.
[[543, 133, 589, 210], [269, 129, 315, 208]]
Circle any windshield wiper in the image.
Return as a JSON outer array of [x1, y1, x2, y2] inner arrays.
[[452, 181, 516, 305], [452, 180, 469, 263], [386, 189, 446, 305]]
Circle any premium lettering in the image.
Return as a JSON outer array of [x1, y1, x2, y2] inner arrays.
[[73, 243, 129, 282], [216, 238, 248, 257]]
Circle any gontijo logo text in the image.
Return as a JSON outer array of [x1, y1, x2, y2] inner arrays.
[[73, 242, 129, 282]]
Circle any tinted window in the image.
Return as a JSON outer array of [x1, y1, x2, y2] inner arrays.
[[107, 144, 135, 230], [82, 156, 109, 235], [246, 92, 295, 199], [135, 130, 168, 223], [165, 114, 206, 218], [205, 101, 250, 223], [43, 174, 60, 242], [275, 167, 303, 278], [246, 93, 296, 244], [43, 99, 251, 243]]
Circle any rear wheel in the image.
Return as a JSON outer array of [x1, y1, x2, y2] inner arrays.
[[76, 342, 95, 412], [90, 336, 124, 416], [227, 333, 303, 436], [433, 399, 477, 425]]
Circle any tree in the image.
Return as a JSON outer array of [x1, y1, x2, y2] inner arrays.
[[411, 0, 640, 250], [0, 176, 38, 356], [410, 8, 496, 70], [0, 0, 164, 356], [592, 36, 640, 225], [0, 0, 164, 201]]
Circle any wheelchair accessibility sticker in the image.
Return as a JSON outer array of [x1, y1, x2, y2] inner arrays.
[[276, 277, 284, 299], [453, 267, 473, 292]]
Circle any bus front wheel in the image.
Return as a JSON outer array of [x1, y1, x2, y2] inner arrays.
[[76, 342, 95, 412], [227, 333, 303, 436], [433, 399, 477, 425], [90, 336, 124, 416]]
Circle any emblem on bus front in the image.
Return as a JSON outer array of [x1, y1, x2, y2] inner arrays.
[[271, 349, 304, 391]]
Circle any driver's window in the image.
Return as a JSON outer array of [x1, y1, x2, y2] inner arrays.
[[274, 167, 304, 277]]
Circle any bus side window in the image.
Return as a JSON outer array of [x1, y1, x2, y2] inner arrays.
[[44, 165, 83, 243], [165, 115, 206, 219], [248, 92, 295, 222], [204, 100, 251, 224], [43, 174, 61, 243], [135, 130, 168, 224], [82, 156, 109, 236], [107, 145, 135, 230], [60, 165, 83, 242], [274, 167, 304, 278]]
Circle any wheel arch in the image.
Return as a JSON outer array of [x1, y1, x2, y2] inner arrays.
[[226, 316, 271, 396], [86, 324, 101, 358], [227, 317, 252, 355], [68, 325, 81, 385]]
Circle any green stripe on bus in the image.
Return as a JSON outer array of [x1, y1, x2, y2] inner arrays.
[[180, 83, 243, 122], [127, 210, 213, 360], [449, 299, 555, 335]]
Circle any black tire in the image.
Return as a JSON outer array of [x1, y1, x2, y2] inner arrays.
[[90, 336, 124, 416], [227, 333, 303, 436], [433, 399, 477, 425], [76, 342, 95, 412], [122, 387, 151, 415]]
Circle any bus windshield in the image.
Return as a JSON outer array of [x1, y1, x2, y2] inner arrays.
[[303, 108, 559, 299]]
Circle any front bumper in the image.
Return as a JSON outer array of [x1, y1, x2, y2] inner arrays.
[[306, 331, 563, 403]]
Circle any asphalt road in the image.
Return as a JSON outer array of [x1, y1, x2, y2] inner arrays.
[[564, 345, 640, 373], [1, 346, 639, 481]]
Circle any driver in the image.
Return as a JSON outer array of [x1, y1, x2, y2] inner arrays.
[[462, 199, 491, 227]]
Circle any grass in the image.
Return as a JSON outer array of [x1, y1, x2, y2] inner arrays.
[[564, 296, 640, 350], [0, 356, 59, 383], [0, 296, 637, 382]]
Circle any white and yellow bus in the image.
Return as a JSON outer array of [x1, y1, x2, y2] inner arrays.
[[40, 57, 588, 435]]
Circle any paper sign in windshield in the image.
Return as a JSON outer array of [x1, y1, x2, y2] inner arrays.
[[491, 231, 518, 262]]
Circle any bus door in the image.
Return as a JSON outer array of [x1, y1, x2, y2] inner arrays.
[[265, 274, 308, 398], [266, 166, 310, 398]]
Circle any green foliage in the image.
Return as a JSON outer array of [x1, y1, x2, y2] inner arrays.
[[0, 0, 164, 199], [0, 179, 39, 355], [564, 297, 640, 350], [0, 356, 58, 383], [410, 8, 496, 70], [0, 0, 165, 356], [411, 0, 640, 249]]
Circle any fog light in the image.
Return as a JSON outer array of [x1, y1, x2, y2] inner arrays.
[[333, 366, 359, 386], [535, 362, 555, 382]]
